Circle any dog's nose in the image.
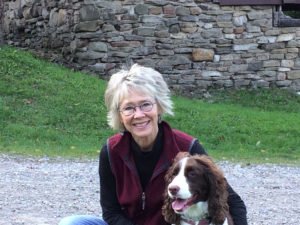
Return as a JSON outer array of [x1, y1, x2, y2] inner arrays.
[[168, 185, 180, 195]]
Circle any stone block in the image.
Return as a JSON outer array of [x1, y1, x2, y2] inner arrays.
[[190, 7, 202, 15], [74, 21, 99, 32], [176, 6, 190, 16], [233, 44, 258, 51], [179, 15, 199, 22], [149, 6, 162, 15], [277, 72, 286, 80], [248, 11, 271, 20], [287, 71, 300, 80], [135, 27, 155, 36], [246, 25, 261, 33], [135, 4, 148, 15], [276, 34, 295, 42], [201, 29, 222, 39], [192, 48, 214, 62], [163, 5, 176, 17], [196, 80, 213, 88], [281, 60, 294, 68], [270, 54, 284, 60], [217, 79, 233, 87], [278, 67, 291, 72], [248, 61, 263, 71], [286, 53, 298, 60], [229, 64, 248, 73], [234, 79, 251, 87], [88, 63, 106, 72], [79, 5, 100, 21], [276, 80, 292, 87], [263, 60, 280, 68], [234, 27, 245, 34], [88, 42, 107, 52], [140, 15, 164, 24], [217, 22, 233, 28], [75, 51, 106, 60], [158, 55, 191, 66], [295, 59, 300, 68], [202, 71, 222, 77], [253, 80, 270, 88]]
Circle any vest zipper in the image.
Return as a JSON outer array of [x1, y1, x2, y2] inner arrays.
[[141, 192, 146, 210]]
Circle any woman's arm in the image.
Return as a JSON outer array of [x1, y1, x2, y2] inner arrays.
[[99, 145, 136, 225], [227, 184, 248, 225], [190, 140, 248, 225]]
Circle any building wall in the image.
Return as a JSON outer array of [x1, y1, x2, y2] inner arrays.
[[2, 0, 300, 96], [0, 0, 4, 45]]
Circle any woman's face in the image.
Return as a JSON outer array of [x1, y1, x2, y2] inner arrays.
[[119, 89, 160, 150]]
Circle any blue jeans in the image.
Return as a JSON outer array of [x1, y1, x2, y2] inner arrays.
[[58, 215, 107, 225]]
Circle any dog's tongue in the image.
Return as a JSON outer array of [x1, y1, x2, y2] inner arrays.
[[172, 199, 189, 211]]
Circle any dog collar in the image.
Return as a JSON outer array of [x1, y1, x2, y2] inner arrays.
[[181, 217, 210, 225]]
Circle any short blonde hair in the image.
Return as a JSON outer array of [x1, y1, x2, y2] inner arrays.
[[104, 64, 174, 130]]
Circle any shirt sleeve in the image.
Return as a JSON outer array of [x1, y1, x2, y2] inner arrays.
[[189, 139, 208, 155], [99, 145, 137, 225], [227, 184, 248, 225], [189, 140, 248, 225]]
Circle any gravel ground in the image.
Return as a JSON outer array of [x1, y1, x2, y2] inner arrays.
[[1, 154, 300, 225]]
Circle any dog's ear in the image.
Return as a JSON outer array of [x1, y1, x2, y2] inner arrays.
[[203, 158, 228, 225], [162, 193, 180, 225], [161, 151, 186, 225], [174, 151, 190, 162]]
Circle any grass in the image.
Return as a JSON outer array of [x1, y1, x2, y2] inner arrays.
[[167, 96, 300, 164], [0, 46, 113, 157], [1, 46, 300, 164]]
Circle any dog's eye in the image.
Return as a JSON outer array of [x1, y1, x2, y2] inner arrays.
[[172, 167, 179, 176], [187, 170, 197, 178]]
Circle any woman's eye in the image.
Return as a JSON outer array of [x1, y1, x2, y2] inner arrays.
[[142, 102, 151, 107], [124, 106, 134, 111], [141, 102, 153, 111]]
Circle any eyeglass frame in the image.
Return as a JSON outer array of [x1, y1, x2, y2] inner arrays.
[[119, 101, 156, 116]]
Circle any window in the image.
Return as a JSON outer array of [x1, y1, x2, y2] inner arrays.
[[217, 0, 300, 27], [218, 0, 281, 5], [274, 1, 300, 27]]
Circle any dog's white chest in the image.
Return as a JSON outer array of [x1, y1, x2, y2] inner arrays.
[[179, 217, 229, 225]]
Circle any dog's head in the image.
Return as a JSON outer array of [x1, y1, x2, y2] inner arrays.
[[162, 152, 229, 225]]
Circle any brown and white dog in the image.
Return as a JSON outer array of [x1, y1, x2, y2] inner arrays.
[[162, 152, 233, 225]]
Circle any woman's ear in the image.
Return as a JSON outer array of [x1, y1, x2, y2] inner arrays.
[[158, 114, 162, 123], [156, 102, 163, 114], [119, 113, 124, 125]]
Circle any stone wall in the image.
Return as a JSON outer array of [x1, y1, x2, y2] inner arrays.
[[2, 0, 300, 96], [0, 0, 4, 45]]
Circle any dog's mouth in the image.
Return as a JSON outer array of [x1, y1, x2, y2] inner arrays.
[[171, 195, 198, 212]]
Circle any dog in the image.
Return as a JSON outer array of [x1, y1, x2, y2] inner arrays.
[[162, 152, 233, 225]]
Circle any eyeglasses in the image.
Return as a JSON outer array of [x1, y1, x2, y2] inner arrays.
[[119, 101, 156, 116]]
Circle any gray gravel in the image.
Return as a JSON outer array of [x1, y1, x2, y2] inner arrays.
[[1, 154, 300, 225]]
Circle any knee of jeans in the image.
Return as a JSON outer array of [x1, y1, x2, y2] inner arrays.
[[58, 215, 105, 225], [58, 215, 81, 225]]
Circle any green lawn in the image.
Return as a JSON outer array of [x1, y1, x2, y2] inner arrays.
[[1, 46, 300, 164]]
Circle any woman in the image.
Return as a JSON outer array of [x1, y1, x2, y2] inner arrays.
[[59, 64, 248, 225]]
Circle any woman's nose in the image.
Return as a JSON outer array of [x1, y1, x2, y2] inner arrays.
[[133, 106, 145, 117]]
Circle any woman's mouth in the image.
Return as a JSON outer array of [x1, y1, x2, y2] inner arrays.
[[133, 121, 150, 128]]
